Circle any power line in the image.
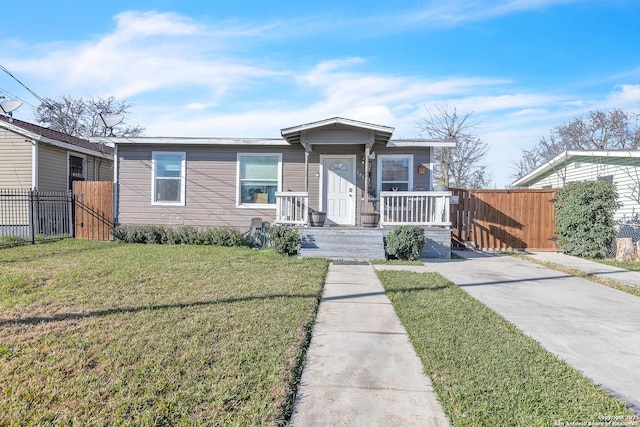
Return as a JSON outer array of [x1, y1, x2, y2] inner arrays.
[[0, 87, 38, 110], [0, 63, 49, 106]]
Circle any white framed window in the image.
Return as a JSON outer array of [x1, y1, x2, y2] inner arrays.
[[237, 153, 282, 208], [152, 152, 186, 206], [377, 154, 413, 192]]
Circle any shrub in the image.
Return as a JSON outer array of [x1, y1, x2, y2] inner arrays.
[[201, 227, 244, 247], [554, 180, 620, 258], [386, 225, 425, 260], [110, 224, 167, 244], [171, 225, 200, 245], [267, 225, 301, 256], [112, 225, 246, 247]]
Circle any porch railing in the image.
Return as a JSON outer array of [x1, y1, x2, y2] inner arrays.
[[380, 191, 451, 226], [275, 192, 309, 225]]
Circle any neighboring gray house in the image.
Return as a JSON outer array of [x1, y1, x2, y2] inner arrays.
[[107, 117, 454, 228], [0, 117, 114, 191], [512, 150, 640, 222]]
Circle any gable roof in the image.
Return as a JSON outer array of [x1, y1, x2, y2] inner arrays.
[[280, 117, 394, 147], [280, 116, 453, 148], [512, 150, 640, 187], [0, 116, 113, 159]]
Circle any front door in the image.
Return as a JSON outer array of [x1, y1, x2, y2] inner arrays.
[[322, 156, 355, 225]]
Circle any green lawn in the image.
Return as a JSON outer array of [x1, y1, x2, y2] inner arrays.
[[0, 239, 329, 426], [593, 258, 640, 272], [377, 270, 632, 426]]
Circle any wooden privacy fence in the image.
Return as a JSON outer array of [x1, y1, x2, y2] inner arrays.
[[73, 181, 114, 240], [450, 188, 558, 251]]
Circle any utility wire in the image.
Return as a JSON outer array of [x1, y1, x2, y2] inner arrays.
[[0, 87, 38, 110], [0, 63, 49, 106]]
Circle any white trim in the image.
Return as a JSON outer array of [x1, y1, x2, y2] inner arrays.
[[31, 140, 38, 189], [236, 153, 283, 209], [512, 150, 640, 187], [114, 145, 119, 223], [151, 151, 186, 206], [282, 117, 394, 136], [319, 154, 357, 225], [387, 139, 455, 148], [97, 136, 289, 146], [377, 154, 414, 193], [0, 120, 112, 159], [67, 152, 88, 191]]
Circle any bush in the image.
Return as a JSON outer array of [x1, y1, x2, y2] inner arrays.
[[554, 180, 620, 258], [267, 225, 301, 256], [111, 225, 245, 247], [112, 224, 167, 244], [386, 225, 425, 260], [201, 227, 244, 247]]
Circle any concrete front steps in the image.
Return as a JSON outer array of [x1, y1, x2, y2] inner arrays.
[[298, 227, 386, 260]]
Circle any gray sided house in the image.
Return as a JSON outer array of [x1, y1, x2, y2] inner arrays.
[[512, 150, 640, 222], [0, 117, 114, 191], [108, 117, 455, 258]]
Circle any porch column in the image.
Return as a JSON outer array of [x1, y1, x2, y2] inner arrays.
[[304, 145, 310, 193], [364, 145, 370, 208]]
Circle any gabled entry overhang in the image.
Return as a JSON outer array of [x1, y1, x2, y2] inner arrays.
[[280, 117, 395, 151]]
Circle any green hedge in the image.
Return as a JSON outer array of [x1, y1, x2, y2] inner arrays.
[[111, 225, 244, 247], [554, 180, 620, 258]]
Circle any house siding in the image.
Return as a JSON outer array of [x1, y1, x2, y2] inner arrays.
[[37, 144, 69, 191], [117, 142, 434, 228], [524, 156, 640, 222], [0, 128, 32, 188], [117, 145, 305, 227], [37, 143, 113, 191]]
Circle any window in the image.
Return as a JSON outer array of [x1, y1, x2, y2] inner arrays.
[[378, 155, 413, 191], [237, 154, 282, 207], [68, 154, 86, 190], [152, 152, 186, 205]]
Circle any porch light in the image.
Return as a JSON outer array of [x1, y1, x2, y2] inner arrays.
[[368, 151, 376, 160]]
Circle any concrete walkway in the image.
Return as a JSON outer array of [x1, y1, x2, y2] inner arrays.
[[383, 251, 640, 414], [290, 262, 450, 426], [527, 251, 640, 288]]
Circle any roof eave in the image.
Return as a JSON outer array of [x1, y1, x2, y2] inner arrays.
[[1, 120, 112, 159], [94, 137, 290, 146], [512, 150, 640, 187]]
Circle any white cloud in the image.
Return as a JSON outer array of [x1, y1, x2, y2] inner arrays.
[[2, 8, 636, 189], [384, 0, 579, 29], [7, 11, 283, 101]]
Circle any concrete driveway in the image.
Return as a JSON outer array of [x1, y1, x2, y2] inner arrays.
[[400, 252, 640, 413]]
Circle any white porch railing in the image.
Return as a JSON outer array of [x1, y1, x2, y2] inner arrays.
[[275, 192, 309, 225], [380, 191, 451, 226]]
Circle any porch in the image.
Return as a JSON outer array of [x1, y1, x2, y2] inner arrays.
[[274, 191, 452, 260], [274, 191, 452, 227]]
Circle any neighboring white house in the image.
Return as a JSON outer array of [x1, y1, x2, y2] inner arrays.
[[512, 150, 640, 222]]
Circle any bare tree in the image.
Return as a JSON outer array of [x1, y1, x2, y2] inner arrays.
[[35, 95, 145, 138], [512, 109, 640, 180], [417, 105, 490, 188]]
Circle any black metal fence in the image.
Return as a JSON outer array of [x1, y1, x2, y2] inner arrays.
[[0, 188, 73, 247]]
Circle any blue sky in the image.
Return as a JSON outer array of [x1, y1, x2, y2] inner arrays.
[[1, 0, 639, 187]]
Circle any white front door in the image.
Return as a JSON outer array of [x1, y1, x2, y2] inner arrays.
[[322, 156, 355, 225]]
